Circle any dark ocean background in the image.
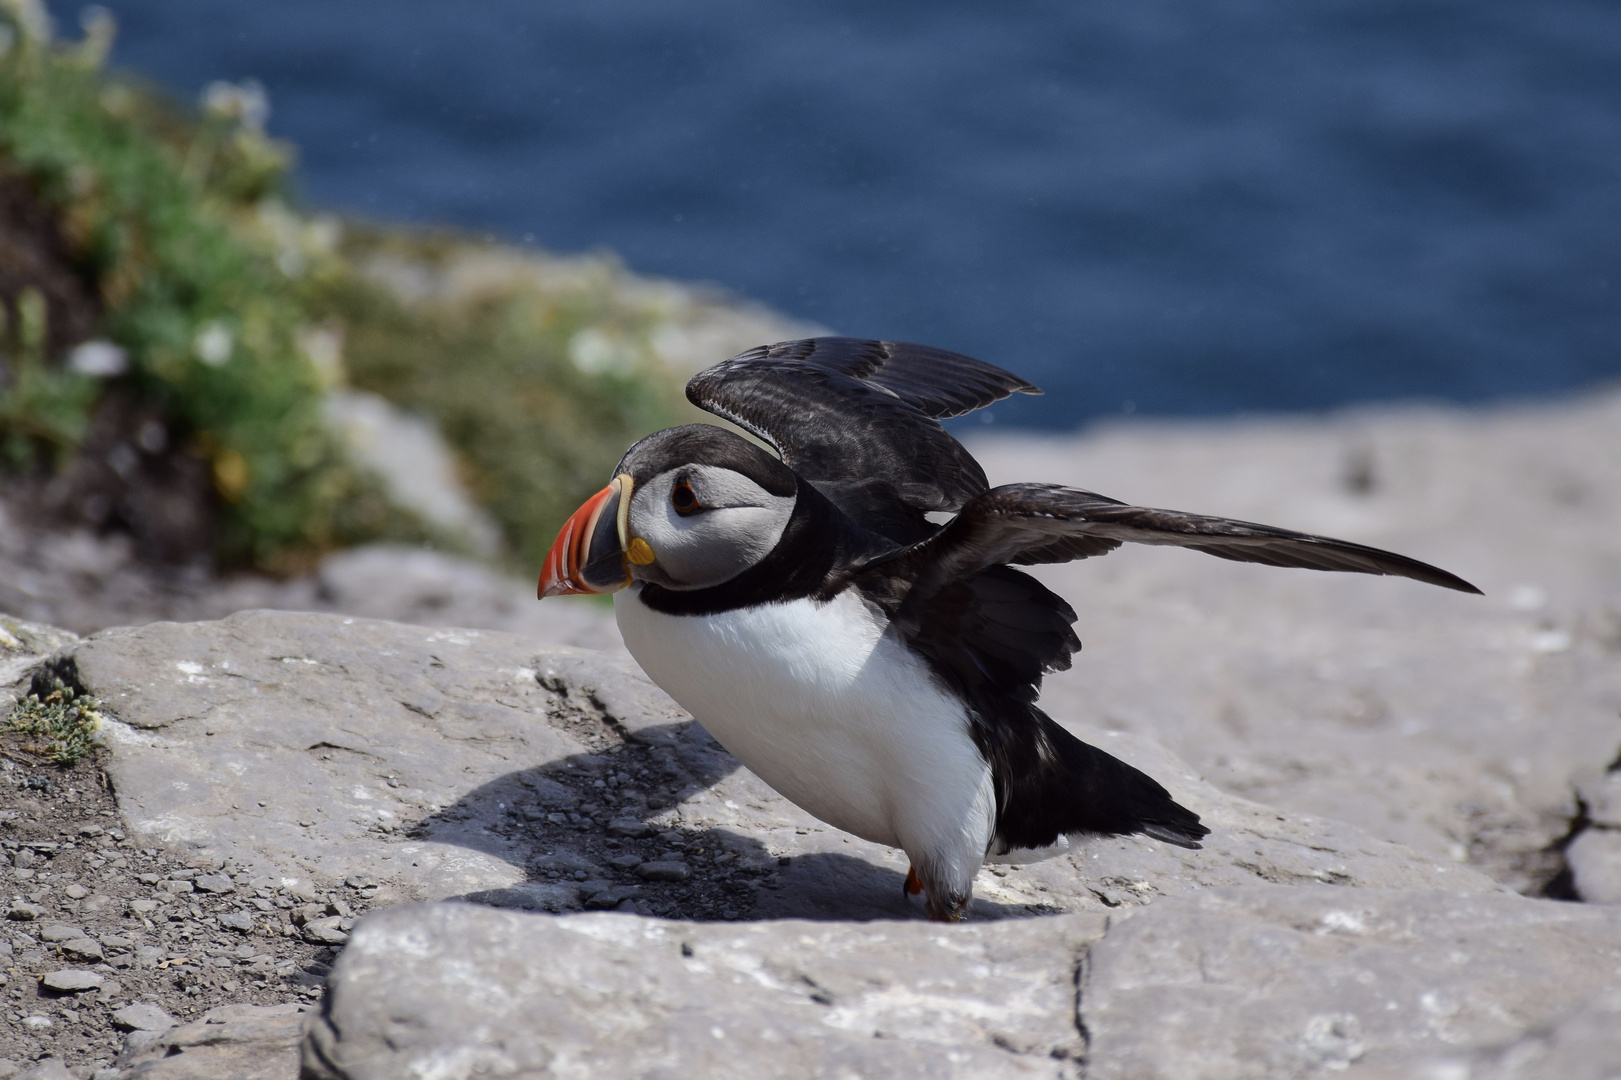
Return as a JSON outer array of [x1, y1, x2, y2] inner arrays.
[[99, 0, 1621, 429]]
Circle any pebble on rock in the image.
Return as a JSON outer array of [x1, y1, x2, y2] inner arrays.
[[194, 874, 236, 894], [61, 938, 104, 962], [38, 924, 84, 943], [6, 903, 42, 921], [583, 887, 639, 910], [606, 818, 655, 839], [41, 969, 104, 993], [218, 910, 257, 932], [301, 917, 350, 945], [110, 1002, 178, 1032]]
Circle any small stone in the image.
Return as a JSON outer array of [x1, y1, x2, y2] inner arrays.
[[159, 879, 194, 894], [11, 850, 36, 870], [41, 969, 104, 993], [583, 887, 639, 910], [6, 902, 41, 921], [636, 861, 692, 883], [302, 916, 350, 945], [21, 1015, 52, 1030], [38, 924, 85, 943], [17, 1058, 72, 1080], [0, 1057, 17, 1080], [606, 854, 644, 871], [61, 938, 104, 963], [128, 899, 159, 914], [219, 911, 256, 932], [110, 1001, 177, 1032], [194, 874, 235, 894], [137, 873, 161, 885], [63, 884, 88, 900], [292, 903, 327, 926], [605, 818, 654, 839], [78, 825, 103, 837]]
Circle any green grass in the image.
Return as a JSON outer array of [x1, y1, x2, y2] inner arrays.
[[0, 2, 688, 572]]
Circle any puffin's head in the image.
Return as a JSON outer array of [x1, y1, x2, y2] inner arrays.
[[538, 425, 798, 597]]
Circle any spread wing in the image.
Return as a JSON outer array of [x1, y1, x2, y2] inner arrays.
[[880, 483, 1482, 596], [686, 338, 1039, 542]]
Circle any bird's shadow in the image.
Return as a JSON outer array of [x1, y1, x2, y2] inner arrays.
[[411, 718, 1042, 923]]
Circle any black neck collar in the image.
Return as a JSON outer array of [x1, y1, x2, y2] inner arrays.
[[634, 478, 891, 616]]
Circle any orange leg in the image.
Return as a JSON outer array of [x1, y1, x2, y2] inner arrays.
[[904, 865, 924, 896]]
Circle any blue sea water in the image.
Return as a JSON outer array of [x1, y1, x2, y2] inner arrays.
[[100, 0, 1621, 429]]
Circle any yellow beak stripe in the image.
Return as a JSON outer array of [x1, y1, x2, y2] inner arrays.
[[614, 473, 635, 549]]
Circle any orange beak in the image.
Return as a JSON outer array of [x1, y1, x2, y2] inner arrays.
[[538, 475, 633, 598]]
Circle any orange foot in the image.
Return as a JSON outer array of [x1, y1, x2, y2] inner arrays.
[[903, 866, 924, 897]]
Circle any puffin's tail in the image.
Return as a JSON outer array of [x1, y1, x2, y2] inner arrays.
[[992, 711, 1210, 852]]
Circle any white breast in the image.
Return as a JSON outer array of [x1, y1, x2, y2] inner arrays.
[[614, 586, 995, 877]]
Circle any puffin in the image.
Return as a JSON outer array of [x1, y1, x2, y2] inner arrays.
[[537, 337, 1479, 921]]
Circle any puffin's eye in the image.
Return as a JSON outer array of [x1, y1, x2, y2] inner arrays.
[[671, 479, 699, 515]]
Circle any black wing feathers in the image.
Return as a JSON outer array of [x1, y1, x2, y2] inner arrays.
[[686, 338, 1038, 540], [683, 336, 1475, 857], [891, 483, 1482, 595]]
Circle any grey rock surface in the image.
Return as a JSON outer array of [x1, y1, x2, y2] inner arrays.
[[0, 614, 78, 709], [1566, 829, 1621, 905], [14, 1061, 72, 1080], [971, 390, 1621, 895], [40, 969, 102, 993], [118, 1003, 308, 1079], [1340, 992, 1621, 1080], [323, 390, 503, 558], [1080, 886, 1621, 1080], [63, 610, 1496, 918], [111, 1003, 178, 1033], [305, 903, 1107, 1080], [1570, 768, 1621, 904]]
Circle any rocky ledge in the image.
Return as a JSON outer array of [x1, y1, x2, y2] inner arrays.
[[1, 388, 1618, 1079], [0, 604, 1612, 1079]]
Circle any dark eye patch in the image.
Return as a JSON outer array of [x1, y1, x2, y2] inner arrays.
[[671, 477, 699, 515]]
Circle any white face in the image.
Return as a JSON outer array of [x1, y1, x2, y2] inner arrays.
[[625, 464, 796, 590]]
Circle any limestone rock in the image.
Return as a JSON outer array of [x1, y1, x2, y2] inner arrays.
[[1340, 992, 1621, 1080], [0, 614, 78, 709], [323, 390, 502, 558], [119, 1002, 308, 1079], [40, 969, 102, 993], [61, 610, 1496, 919], [1080, 886, 1621, 1080], [1566, 827, 1621, 905], [304, 903, 1107, 1080], [111, 1002, 178, 1032], [14, 1061, 72, 1080], [311, 545, 623, 652]]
